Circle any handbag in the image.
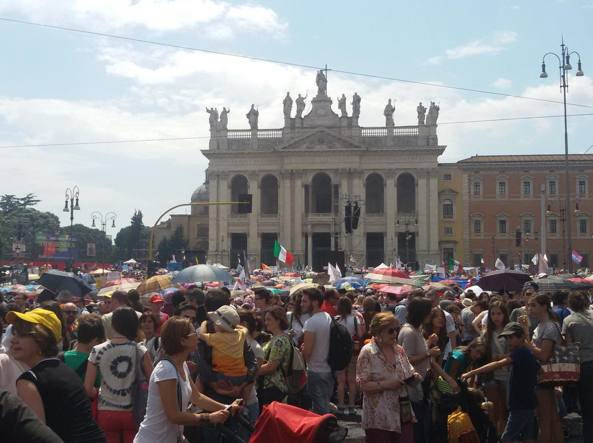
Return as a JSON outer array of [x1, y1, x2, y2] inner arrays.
[[537, 323, 581, 385], [400, 397, 414, 424], [132, 344, 150, 427]]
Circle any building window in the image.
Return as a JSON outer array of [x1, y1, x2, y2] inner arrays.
[[499, 254, 508, 267], [473, 219, 482, 234], [549, 254, 559, 268], [579, 218, 588, 235], [442, 199, 454, 219], [443, 247, 455, 263], [578, 179, 587, 196], [443, 173, 451, 181], [581, 254, 589, 268], [523, 219, 532, 234], [472, 181, 481, 197], [472, 254, 483, 267], [549, 218, 557, 234], [497, 181, 506, 196], [549, 180, 557, 195], [524, 253, 533, 265], [498, 219, 507, 234], [444, 226, 453, 236], [522, 181, 531, 196]]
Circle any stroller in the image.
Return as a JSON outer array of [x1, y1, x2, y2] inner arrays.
[[205, 402, 347, 443]]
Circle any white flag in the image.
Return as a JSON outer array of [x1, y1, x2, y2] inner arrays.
[[480, 257, 485, 264], [328, 262, 337, 283], [538, 253, 549, 274], [531, 254, 538, 265], [495, 258, 505, 270], [335, 263, 343, 278]]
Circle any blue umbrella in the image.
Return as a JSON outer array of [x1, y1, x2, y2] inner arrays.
[[335, 277, 368, 290]]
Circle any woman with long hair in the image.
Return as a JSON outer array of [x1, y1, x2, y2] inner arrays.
[[134, 317, 236, 443], [524, 294, 564, 443], [482, 300, 510, 436], [286, 291, 310, 346], [85, 307, 153, 443], [357, 312, 420, 443], [423, 307, 449, 363], [335, 296, 365, 415], [139, 312, 161, 362]]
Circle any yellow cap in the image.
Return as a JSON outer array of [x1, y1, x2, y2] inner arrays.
[[7, 308, 62, 343]]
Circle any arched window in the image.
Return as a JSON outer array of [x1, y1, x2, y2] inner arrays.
[[442, 199, 454, 219], [260, 174, 279, 215], [397, 173, 415, 215], [365, 173, 384, 214], [312, 173, 332, 213], [230, 175, 248, 214]]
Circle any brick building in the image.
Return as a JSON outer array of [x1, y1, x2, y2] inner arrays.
[[457, 154, 593, 270]]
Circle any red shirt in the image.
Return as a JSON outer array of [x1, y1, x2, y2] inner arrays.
[[321, 301, 338, 317]]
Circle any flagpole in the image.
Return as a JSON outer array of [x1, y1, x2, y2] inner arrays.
[[540, 184, 547, 266]]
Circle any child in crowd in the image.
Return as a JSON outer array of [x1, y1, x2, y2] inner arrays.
[[198, 305, 254, 397], [461, 322, 540, 443]]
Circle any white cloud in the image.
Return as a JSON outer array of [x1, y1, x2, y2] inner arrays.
[[427, 31, 517, 65], [491, 78, 513, 89], [0, 0, 287, 38]]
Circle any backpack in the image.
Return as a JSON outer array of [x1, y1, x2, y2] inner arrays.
[[328, 316, 354, 371], [447, 407, 480, 443], [286, 339, 307, 394]]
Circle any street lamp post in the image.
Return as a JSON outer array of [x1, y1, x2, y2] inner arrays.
[[540, 39, 585, 273], [63, 186, 80, 269], [91, 211, 117, 232]]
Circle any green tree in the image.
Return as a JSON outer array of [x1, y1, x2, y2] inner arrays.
[[157, 236, 171, 265], [114, 210, 149, 260], [156, 226, 187, 265]]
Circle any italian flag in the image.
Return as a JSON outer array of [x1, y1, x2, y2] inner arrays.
[[273, 240, 294, 266]]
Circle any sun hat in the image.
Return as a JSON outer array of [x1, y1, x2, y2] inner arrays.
[[461, 298, 474, 308], [498, 322, 525, 338], [6, 308, 62, 342], [209, 305, 240, 332]]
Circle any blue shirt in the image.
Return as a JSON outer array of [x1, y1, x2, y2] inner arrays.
[[508, 346, 540, 410]]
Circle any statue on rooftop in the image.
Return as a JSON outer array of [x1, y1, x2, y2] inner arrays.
[[417, 102, 427, 125], [352, 92, 361, 119], [426, 102, 440, 125], [219, 107, 229, 130], [283, 92, 293, 119], [295, 93, 307, 118], [246, 104, 259, 130], [384, 99, 395, 127], [206, 107, 219, 131], [316, 69, 327, 97], [338, 94, 347, 117]]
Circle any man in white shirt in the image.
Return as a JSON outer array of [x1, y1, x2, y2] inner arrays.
[[301, 287, 333, 415]]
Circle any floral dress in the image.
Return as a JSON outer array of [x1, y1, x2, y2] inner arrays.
[[356, 339, 416, 433], [261, 334, 292, 393]]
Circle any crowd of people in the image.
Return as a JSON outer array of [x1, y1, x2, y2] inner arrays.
[[1, 278, 592, 443]]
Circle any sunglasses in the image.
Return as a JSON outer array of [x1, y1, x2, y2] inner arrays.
[[386, 327, 399, 335]]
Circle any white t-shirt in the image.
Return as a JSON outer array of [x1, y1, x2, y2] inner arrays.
[[442, 309, 456, 361], [336, 313, 363, 338], [0, 353, 27, 395], [134, 360, 192, 443], [89, 340, 147, 411], [303, 311, 332, 373]]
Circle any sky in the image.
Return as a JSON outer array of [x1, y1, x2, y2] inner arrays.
[[1, 0, 592, 232]]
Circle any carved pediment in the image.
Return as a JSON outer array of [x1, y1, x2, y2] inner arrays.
[[277, 129, 366, 152]]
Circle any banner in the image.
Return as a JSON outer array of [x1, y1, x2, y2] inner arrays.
[[35, 234, 75, 259], [87, 243, 96, 257]]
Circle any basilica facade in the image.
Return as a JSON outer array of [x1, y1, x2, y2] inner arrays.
[[197, 71, 445, 270]]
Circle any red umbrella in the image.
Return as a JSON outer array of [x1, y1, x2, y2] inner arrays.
[[378, 285, 414, 297], [102, 278, 138, 288], [369, 268, 409, 278]]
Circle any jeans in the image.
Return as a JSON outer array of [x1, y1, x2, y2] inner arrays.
[[97, 410, 136, 443], [306, 371, 334, 415], [411, 399, 430, 443], [580, 361, 593, 443], [500, 409, 537, 442]]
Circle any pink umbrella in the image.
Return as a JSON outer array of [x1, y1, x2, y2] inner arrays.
[[378, 285, 414, 296]]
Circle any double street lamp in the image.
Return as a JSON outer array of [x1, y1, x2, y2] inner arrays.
[[63, 186, 80, 269], [91, 211, 117, 232], [539, 39, 585, 273]]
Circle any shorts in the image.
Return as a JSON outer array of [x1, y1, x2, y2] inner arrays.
[[500, 409, 537, 442]]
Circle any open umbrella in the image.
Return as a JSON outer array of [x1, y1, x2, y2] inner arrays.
[[289, 282, 319, 296], [97, 281, 141, 298], [476, 270, 531, 293], [123, 259, 138, 265], [534, 276, 593, 293], [171, 264, 233, 285], [38, 270, 93, 297], [136, 275, 173, 295], [378, 285, 414, 297]]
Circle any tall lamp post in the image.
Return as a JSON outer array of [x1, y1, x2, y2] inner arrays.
[[91, 211, 117, 232], [63, 186, 80, 269], [539, 39, 585, 272]]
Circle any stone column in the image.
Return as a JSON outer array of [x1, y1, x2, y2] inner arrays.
[[416, 171, 429, 266], [280, 171, 292, 250], [385, 171, 396, 263], [219, 173, 230, 266], [294, 173, 305, 265], [428, 174, 440, 264], [351, 170, 365, 265], [248, 173, 260, 265], [207, 173, 220, 263]]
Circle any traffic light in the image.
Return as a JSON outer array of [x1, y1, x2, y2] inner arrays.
[[238, 194, 252, 214], [515, 230, 522, 247], [344, 202, 352, 234], [352, 202, 361, 230]]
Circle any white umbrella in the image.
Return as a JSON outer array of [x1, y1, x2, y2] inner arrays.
[[123, 259, 138, 265]]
